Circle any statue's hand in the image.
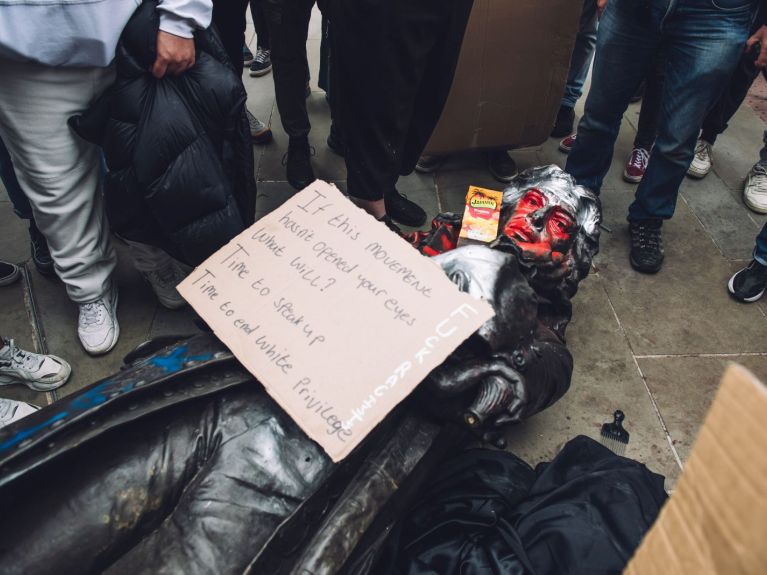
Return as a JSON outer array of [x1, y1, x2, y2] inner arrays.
[[428, 356, 527, 429]]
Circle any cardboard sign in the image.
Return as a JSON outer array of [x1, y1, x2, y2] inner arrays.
[[178, 181, 494, 461]]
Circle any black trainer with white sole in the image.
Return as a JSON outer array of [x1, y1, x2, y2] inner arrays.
[[728, 259, 767, 302]]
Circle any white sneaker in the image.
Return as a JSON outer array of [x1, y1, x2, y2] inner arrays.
[[0, 338, 71, 391], [687, 139, 713, 179], [144, 261, 188, 310], [0, 398, 39, 429], [78, 285, 120, 355], [744, 163, 767, 214]]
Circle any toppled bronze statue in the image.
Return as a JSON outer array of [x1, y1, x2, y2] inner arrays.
[[0, 166, 599, 575]]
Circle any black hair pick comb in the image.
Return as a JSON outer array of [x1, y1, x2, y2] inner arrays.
[[600, 410, 629, 456]]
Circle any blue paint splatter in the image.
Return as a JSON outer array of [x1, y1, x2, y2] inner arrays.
[[149, 346, 211, 373], [0, 412, 68, 452]]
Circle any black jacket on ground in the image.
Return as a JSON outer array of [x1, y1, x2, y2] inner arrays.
[[71, 0, 256, 265]]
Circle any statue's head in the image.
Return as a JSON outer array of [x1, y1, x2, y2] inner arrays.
[[494, 165, 600, 295]]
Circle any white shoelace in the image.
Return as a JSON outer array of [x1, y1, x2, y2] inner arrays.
[[629, 148, 649, 170], [694, 140, 711, 161], [1, 340, 43, 371], [255, 49, 270, 64], [80, 300, 106, 327], [750, 164, 767, 194]]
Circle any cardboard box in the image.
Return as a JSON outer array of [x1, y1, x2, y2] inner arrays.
[[624, 365, 767, 575], [425, 0, 581, 155]]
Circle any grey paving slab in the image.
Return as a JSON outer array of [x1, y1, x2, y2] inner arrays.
[[504, 275, 682, 488], [637, 355, 767, 463], [597, 186, 767, 355], [678, 171, 762, 260], [0, 203, 29, 264], [254, 180, 304, 221]]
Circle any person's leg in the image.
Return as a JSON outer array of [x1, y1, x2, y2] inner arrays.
[[0, 59, 116, 304], [212, 0, 251, 70], [553, 0, 599, 137], [627, 1, 753, 223], [566, 0, 661, 195], [331, 0, 472, 225], [634, 51, 666, 151], [262, 0, 316, 189], [252, 0, 271, 50]]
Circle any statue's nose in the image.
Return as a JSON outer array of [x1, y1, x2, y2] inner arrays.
[[529, 208, 547, 230]]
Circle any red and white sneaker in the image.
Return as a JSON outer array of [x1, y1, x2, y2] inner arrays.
[[623, 147, 650, 183], [559, 133, 577, 153]]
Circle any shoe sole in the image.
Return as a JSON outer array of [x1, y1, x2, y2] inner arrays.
[[629, 253, 663, 274], [622, 169, 643, 184], [686, 168, 710, 179], [0, 265, 20, 287], [743, 196, 767, 215], [243, 58, 254, 67], [490, 170, 518, 184], [558, 144, 573, 154], [728, 273, 766, 303], [82, 290, 120, 356], [249, 66, 272, 77], [288, 176, 316, 191], [0, 354, 72, 391]]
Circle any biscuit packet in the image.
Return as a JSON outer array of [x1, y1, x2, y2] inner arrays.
[[458, 186, 504, 245]]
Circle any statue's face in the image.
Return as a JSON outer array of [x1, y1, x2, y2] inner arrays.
[[501, 187, 577, 263]]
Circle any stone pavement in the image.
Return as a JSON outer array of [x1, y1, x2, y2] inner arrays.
[[2, 9, 766, 489]]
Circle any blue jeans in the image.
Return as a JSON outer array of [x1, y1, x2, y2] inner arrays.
[[561, 0, 599, 109], [0, 135, 32, 219], [567, 0, 754, 221], [756, 223, 767, 265]]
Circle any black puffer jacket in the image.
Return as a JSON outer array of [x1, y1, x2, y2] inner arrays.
[[71, 0, 256, 265]]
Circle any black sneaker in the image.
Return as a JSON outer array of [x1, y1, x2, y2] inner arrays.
[[486, 150, 518, 183], [248, 47, 272, 77], [284, 139, 315, 190], [29, 220, 55, 276], [384, 189, 427, 228], [326, 122, 346, 157], [629, 219, 664, 274], [728, 259, 767, 302], [551, 105, 575, 138], [0, 260, 20, 287]]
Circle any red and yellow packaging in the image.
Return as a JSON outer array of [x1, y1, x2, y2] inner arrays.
[[458, 186, 504, 243]]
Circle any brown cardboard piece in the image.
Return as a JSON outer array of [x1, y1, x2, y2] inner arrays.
[[624, 364, 767, 575], [178, 181, 494, 462], [424, 0, 581, 155]]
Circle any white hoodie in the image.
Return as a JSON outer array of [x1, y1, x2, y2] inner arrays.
[[0, 0, 212, 67]]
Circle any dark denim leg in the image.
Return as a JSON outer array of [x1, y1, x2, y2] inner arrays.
[[250, 0, 271, 49], [755, 222, 767, 265], [262, 0, 315, 140], [634, 51, 666, 150], [0, 135, 32, 219], [759, 129, 767, 165], [628, 0, 752, 221], [566, 0, 660, 194], [560, 0, 599, 109]]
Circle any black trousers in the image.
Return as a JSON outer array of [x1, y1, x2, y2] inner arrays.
[[250, 0, 271, 50], [262, 0, 315, 139], [212, 0, 250, 69], [330, 0, 474, 201]]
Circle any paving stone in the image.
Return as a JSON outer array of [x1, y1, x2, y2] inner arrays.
[[637, 355, 767, 463], [597, 186, 767, 355], [0, 199, 29, 264], [504, 275, 682, 488], [678, 171, 761, 260]]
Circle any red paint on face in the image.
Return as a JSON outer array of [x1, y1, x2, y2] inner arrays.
[[502, 188, 576, 261]]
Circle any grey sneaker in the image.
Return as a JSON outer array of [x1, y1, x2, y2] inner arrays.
[[0, 338, 71, 391], [246, 109, 273, 145], [144, 261, 187, 310], [0, 397, 39, 429], [78, 285, 119, 355], [744, 163, 767, 214], [687, 139, 712, 179]]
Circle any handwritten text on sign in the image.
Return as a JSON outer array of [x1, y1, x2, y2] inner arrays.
[[178, 182, 493, 461]]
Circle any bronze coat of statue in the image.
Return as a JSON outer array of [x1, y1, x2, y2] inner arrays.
[[0, 166, 600, 574]]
